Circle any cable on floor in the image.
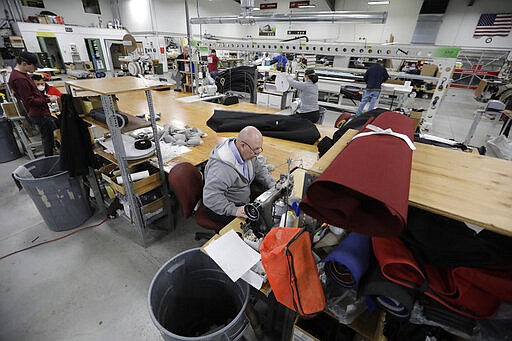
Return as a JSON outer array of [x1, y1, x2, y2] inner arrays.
[[0, 218, 108, 261]]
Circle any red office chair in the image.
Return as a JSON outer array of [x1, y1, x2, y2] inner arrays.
[[168, 162, 224, 240]]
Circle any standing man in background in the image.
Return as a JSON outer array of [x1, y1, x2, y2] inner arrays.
[[271, 51, 288, 72], [207, 49, 222, 79], [355, 59, 389, 116], [8, 51, 58, 156], [175, 46, 189, 91]]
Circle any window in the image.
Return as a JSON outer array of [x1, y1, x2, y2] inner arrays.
[[21, 0, 44, 8], [82, 0, 101, 15]]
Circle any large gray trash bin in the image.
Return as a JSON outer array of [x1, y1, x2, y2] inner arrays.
[[148, 248, 250, 341], [13, 155, 92, 231], [0, 117, 21, 163]]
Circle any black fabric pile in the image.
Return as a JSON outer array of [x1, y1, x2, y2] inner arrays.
[[207, 110, 321, 145], [317, 108, 388, 156], [215, 66, 257, 103], [401, 206, 512, 269]]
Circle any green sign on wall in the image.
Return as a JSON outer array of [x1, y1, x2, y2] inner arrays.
[[434, 47, 461, 59]]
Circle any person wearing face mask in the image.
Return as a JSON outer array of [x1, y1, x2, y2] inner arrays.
[[8, 51, 57, 156], [32, 73, 62, 98], [203, 126, 276, 225], [286, 69, 320, 123]]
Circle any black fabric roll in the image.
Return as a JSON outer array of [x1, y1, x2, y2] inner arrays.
[[89, 109, 128, 129], [360, 264, 415, 319], [207, 110, 321, 145]]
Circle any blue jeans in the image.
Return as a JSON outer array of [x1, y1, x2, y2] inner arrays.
[[356, 89, 381, 116]]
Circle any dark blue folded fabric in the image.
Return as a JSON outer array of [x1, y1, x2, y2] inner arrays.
[[324, 232, 371, 288]]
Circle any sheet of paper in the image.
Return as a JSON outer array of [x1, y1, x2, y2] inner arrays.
[[242, 270, 264, 290], [204, 229, 261, 282]]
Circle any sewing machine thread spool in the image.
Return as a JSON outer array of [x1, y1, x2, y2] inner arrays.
[[272, 199, 287, 221]]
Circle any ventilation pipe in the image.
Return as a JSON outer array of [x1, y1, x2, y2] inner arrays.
[[190, 11, 387, 25]]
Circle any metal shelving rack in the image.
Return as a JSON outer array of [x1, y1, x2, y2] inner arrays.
[[65, 77, 171, 246]]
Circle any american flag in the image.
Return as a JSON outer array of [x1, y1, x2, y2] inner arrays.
[[473, 13, 512, 37]]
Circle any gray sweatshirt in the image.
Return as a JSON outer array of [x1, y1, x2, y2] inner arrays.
[[286, 75, 319, 113], [203, 138, 275, 216]]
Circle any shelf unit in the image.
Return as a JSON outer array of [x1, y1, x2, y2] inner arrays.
[[66, 77, 171, 245]]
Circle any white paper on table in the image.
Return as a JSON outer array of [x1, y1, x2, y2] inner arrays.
[[204, 230, 261, 283], [159, 144, 191, 163]]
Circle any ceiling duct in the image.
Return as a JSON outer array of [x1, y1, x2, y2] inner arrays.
[[190, 11, 387, 25]]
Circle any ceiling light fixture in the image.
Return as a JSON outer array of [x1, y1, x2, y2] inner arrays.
[[368, 1, 389, 5], [298, 5, 316, 8]]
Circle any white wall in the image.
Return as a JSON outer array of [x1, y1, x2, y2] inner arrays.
[[437, 0, 512, 49], [16, 22, 127, 70], [118, 0, 245, 38], [19, 0, 114, 28]]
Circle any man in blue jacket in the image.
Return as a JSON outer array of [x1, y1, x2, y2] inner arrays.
[[356, 59, 389, 116]]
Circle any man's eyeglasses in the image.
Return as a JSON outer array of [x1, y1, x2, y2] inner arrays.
[[240, 140, 263, 155]]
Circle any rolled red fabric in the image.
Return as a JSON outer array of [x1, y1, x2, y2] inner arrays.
[[372, 236, 512, 319], [300, 111, 414, 236]]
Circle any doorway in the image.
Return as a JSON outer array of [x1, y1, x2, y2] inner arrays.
[[37, 36, 65, 70], [104, 40, 125, 71]]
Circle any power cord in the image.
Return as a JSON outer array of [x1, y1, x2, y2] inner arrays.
[[0, 218, 108, 261]]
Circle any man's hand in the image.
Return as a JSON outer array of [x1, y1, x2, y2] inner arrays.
[[235, 206, 248, 219], [48, 95, 59, 103]]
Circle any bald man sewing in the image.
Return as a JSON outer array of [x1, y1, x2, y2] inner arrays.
[[203, 126, 276, 225]]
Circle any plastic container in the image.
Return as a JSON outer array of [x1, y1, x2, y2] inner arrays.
[[0, 117, 21, 163], [148, 248, 250, 341], [12, 156, 92, 231]]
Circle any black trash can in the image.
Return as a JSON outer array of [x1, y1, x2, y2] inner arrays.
[[148, 248, 250, 340], [12, 156, 92, 231], [0, 117, 21, 163]]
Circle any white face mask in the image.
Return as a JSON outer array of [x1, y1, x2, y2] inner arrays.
[[37, 85, 45, 91]]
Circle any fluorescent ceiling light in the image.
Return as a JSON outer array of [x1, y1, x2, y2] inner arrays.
[[252, 8, 260, 11], [368, 1, 389, 4], [298, 5, 316, 8]]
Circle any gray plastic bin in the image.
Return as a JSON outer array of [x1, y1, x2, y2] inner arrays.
[[0, 117, 21, 163], [13, 155, 92, 231], [148, 248, 250, 341]]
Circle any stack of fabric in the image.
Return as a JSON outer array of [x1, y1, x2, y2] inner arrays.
[[300, 111, 512, 339]]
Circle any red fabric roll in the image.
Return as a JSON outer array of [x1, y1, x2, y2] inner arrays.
[[372, 236, 512, 319], [300, 111, 414, 236]]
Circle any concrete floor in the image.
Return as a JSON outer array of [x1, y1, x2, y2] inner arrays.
[[0, 87, 504, 341]]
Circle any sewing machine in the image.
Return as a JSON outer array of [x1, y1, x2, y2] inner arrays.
[[244, 174, 294, 234]]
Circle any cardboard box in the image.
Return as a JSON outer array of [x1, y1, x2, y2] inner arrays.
[[420, 64, 438, 77], [410, 111, 423, 131], [385, 79, 405, 85]]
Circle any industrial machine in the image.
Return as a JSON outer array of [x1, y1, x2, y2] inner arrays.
[[244, 173, 294, 234]]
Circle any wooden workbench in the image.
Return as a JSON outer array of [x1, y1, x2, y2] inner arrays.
[[310, 129, 512, 237], [113, 90, 336, 175]]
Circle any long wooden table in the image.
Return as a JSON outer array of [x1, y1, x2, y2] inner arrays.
[[310, 129, 512, 237], [114, 90, 336, 175]]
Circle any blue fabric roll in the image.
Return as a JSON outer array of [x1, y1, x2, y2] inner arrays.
[[324, 232, 371, 288]]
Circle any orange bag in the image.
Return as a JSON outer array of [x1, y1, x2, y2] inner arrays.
[[260, 227, 326, 316]]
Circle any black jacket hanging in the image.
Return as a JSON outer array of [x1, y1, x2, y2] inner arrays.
[[59, 94, 96, 176]]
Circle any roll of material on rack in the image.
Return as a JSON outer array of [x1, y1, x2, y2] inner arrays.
[[274, 73, 290, 92], [116, 170, 150, 184]]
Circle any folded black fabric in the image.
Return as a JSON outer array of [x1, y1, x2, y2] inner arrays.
[[207, 110, 320, 144], [401, 206, 512, 269], [384, 315, 453, 341], [360, 264, 415, 319], [420, 297, 476, 336]]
